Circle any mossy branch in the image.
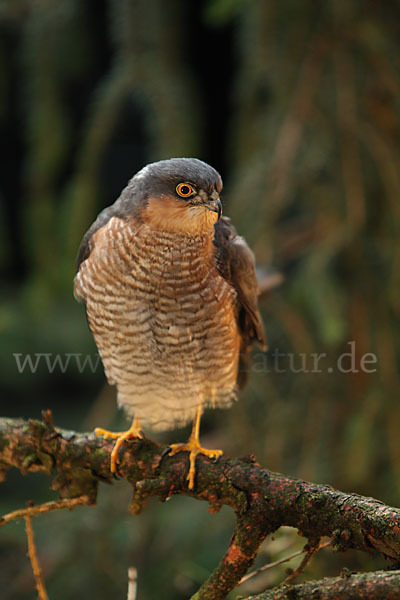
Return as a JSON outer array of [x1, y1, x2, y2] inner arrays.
[[245, 570, 400, 599], [1, 414, 400, 600]]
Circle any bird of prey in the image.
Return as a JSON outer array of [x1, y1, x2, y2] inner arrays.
[[74, 158, 266, 489]]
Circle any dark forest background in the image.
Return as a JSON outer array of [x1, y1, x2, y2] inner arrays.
[[1, 1, 400, 598]]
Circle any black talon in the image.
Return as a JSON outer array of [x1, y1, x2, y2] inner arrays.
[[161, 446, 172, 460]]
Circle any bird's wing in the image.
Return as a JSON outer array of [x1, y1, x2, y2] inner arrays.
[[75, 205, 120, 273], [214, 217, 266, 388]]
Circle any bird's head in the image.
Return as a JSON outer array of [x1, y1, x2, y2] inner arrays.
[[125, 158, 223, 234]]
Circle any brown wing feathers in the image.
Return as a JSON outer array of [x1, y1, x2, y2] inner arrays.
[[214, 217, 266, 348], [213, 217, 266, 389]]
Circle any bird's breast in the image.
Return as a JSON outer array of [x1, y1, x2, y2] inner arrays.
[[75, 216, 238, 345], [74, 216, 241, 428]]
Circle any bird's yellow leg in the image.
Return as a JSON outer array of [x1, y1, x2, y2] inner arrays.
[[168, 407, 223, 490], [95, 416, 144, 473]]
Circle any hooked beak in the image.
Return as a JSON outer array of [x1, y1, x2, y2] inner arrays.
[[203, 198, 222, 220]]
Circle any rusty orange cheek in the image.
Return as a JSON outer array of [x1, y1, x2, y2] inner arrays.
[[142, 195, 217, 233]]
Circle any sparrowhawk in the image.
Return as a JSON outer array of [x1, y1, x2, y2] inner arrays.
[[74, 158, 266, 489]]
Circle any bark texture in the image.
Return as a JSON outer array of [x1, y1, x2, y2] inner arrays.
[[246, 570, 400, 599], [1, 415, 399, 600]]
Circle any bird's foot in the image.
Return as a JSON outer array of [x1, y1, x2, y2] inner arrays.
[[167, 437, 223, 490], [95, 417, 144, 473]]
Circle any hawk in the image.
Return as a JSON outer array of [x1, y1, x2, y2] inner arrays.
[[74, 158, 266, 489]]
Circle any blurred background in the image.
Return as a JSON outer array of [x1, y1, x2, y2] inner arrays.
[[1, 1, 399, 598]]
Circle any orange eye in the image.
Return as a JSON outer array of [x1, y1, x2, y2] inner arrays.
[[176, 183, 194, 197]]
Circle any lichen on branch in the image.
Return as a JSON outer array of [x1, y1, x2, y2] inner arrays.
[[1, 415, 400, 600]]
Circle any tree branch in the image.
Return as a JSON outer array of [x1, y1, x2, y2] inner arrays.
[[245, 570, 400, 599], [1, 415, 400, 600], [25, 515, 50, 600], [0, 496, 91, 527]]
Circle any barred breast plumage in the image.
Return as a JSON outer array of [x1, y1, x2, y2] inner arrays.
[[74, 215, 240, 431], [74, 157, 266, 486]]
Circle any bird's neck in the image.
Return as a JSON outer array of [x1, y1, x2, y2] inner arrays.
[[141, 195, 218, 235]]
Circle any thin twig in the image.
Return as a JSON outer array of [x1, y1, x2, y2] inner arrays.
[[239, 548, 305, 584], [284, 539, 332, 585], [127, 567, 137, 600], [0, 496, 91, 527], [240, 539, 332, 585], [25, 515, 49, 600]]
